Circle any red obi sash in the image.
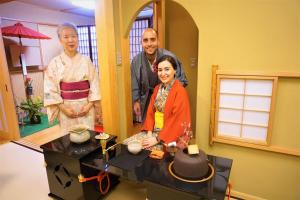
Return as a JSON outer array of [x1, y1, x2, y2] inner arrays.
[[60, 80, 90, 100]]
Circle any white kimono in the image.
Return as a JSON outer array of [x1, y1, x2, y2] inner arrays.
[[44, 52, 101, 133]]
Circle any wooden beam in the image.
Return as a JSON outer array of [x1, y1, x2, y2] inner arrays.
[[213, 137, 300, 157], [95, 0, 119, 137], [153, 0, 165, 48], [216, 70, 300, 78], [209, 65, 218, 145], [118, 0, 134, 138]]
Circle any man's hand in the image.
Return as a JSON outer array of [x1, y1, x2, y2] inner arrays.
[[133, 101, 141, 116], [58, 104, 77, 118]]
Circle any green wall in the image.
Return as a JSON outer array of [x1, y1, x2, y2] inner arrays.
[[120, 0, 300, 199]]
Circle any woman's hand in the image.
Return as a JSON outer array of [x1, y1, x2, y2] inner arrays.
[[58, 104, 77, 118], [78, 102, 93, 117], [142, 136, 158, 149], [147, 131, 152, 137]]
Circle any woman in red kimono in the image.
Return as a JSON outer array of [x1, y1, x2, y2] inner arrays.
[[142, 55, 192, 149]]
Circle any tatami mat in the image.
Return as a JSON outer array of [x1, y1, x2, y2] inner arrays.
[[0, 142, 50, 200]]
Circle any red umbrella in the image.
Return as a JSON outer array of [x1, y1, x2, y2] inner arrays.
[[1, 22, 51, 97], [1, 22, 51, 73], [1, 22, 51, 40]]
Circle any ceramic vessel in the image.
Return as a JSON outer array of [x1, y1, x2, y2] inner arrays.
[[69, 124, 90, 144], [70, 131, 90, 144], [127, 140, 142, 154], [173, 148, 209, 179]]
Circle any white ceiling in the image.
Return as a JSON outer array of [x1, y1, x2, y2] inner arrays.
[[18, 0, 95, 17], [1, 0, 153, 18]]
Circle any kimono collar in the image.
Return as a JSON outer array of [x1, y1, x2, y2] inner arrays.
[[161, 79, 176, 90], [60, 51, 81, 66], [154, 79, 176, 113]]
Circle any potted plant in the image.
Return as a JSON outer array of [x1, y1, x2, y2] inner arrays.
[[19, 96, 43, 124]]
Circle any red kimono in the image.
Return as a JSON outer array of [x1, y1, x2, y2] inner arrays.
[[142, 80, 191, 146]]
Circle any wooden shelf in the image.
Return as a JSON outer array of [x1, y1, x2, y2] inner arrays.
[[9, 66, 44, 74]]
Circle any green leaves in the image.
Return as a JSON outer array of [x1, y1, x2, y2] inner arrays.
[[18, 97, 43, 119]]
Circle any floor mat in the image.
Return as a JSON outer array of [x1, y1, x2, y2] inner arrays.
[[0, 142, 49, 199], [19, 115, 58, 138]]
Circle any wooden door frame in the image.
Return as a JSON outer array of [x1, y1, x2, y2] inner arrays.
[[0, 17, 20, 140], [153, 0, 165, 48], [121, 0, 165, 138], [95, 0, 120, 137]]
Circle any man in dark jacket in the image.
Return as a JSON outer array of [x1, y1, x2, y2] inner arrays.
[[131, 28, 188, 122]]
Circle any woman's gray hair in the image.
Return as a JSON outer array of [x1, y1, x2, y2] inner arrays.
[[57, 22, 78, 38]]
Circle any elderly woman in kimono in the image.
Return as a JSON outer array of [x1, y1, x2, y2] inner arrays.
[[141, 55, 191, 149], [44, 22, 101, 133]]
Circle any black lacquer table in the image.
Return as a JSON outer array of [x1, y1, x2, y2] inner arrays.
[[82, 144, 233, 200], [41, 131, 118, 200], [42, 133, 232, 200]]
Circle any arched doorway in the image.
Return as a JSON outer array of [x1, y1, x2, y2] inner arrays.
[[165, 0, 198, 136], [126, 0, 198, 138]]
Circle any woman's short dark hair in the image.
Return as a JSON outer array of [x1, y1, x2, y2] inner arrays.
[[156, 55, 178, 70]]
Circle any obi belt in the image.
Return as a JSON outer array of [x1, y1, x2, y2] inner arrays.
[[60, 80, 90, 100]]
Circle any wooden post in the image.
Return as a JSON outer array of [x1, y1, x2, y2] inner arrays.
[[95, 0, 120, 137], [153, 0, 165, 48], [0, 17, 20, 140], [209, 65, 218, 145]]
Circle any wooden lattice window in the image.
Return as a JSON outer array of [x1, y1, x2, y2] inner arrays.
[[77, 25, 98, 69], [210, 66, 300, 157], [214, 76, 277, 145], [129, 17, 152, 61]]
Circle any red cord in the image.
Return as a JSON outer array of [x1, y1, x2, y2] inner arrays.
[[98, 171, 110, 195], [80, 171, 110, 195]]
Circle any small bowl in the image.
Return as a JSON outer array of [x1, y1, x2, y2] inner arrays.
[[69, 124, 90, 144], [70, 130, 90, 144], [69, 124, 88, 134], [127, 140, 142, 154]]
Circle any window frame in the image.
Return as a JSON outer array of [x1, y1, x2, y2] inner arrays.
[[129, 17, 152, 61], [209, 65, 300, 157], [213, 75, 278, 147], [77, 25, 98, 68]]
